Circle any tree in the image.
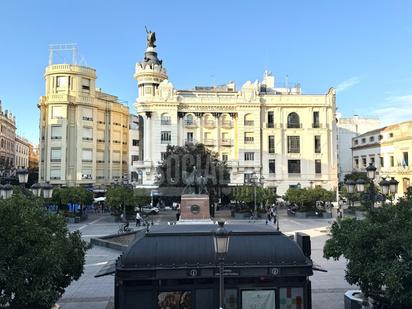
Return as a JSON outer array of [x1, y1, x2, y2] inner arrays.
[[232, 185, 277, 210], [323, 199, 412, 308], [284, 186, 335, 212], [156, 144, 230, 204], [0, 195, 87, 309], [51, 187, 93, 212], [106, 185, 146, 216]]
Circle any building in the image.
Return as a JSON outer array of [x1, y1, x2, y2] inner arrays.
[[133, 33, 338, 195], [38, 61, 129, 187], [28, 144, 39, 170], [15, 135, 30, 168], [336, 114, 381, 182], [352, 120, 412, 197], [128, 114, 143, 184], [0, 100, 17, 168]]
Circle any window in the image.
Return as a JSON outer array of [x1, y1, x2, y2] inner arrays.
[[362, 138, 366, 143], [51, 106, 64, 119], [131, 155, 139, 162], [161, 131, 171, 144], [50, 169, 61, 180], [222, 153, 228, 162], [389, 133, 394, 138], [82, 149, 93, 162], [267, 111, 274, 128], [82, 127, 93, 141], [390, 156, 394, 167], [244, 114, 254, 126], [288, 136, 300, 153], [403, 152, 409, 167], [370, 156, 375, 165], [288, 160, 301, 174], [313, 111, 320, 128], [379, 134, 383, 140], [244, 152, 254, 161], [185, 114, 194, 125], [287, 112, 300, 128], [96, 151, 104, 163], [314, 135, 321, 153], [161, 114, 171, 125], [315, 159, 321, 174], [82, 169, 92, 180], [380, 157, 384, 167], [82, 78, 90, 91], [161, 152, 167, 161], [362, 157, 367, 167], [56, 76, 68, 88], [51, 126, 62, 139], [132, 139, 139, 146], [244, 132, 254, 144], [370, 136, 375, 142], [269, 159, 276, 174], [268, 136, 275, 153], [354, 139, 358, 145], [186, 132, 194, 142], [82, 108, 93, 121], [50, 148, 61, 162], [354, 158, 359, 169], [112, 151, 121, 163]]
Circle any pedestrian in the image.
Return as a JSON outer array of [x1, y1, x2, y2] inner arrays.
[[135, 212, 142, 227], [176, 209, 180, 221], [271, 206, 277, 224], [266, 207, 271, 224]]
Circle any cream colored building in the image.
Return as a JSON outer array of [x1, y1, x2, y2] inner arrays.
[[38, 63, 129, 186], [0, 100, 17, 167], [15, 135, 30, 168], [352, 120, 412, 197], [336, 114, 381, 182], [133, 36, 338, 195]]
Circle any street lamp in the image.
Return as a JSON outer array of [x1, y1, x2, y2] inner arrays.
[[42, 182, 54, 199], [248, 172, 264, 219], [2, 184, 13, 199], [214, 221, 230, 309], [379, 177, 399, 205], [31, 183, 42, 197], [16, 168, 29, 186]]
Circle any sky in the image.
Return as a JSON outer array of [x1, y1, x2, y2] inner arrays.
[[1, 0, 412, 144]]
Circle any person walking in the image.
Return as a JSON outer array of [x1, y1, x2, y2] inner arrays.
[[271, 206, 277, 224], [135, 212, 142, 227]]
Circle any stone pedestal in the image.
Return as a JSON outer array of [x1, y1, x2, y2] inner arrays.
[[180, 194, 210, 220]]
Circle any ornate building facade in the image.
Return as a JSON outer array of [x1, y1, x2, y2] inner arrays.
[[15, 135, 30, 168], [0, 100, 16, 168], [38, 64, 129, 186], [133, 34, 338, 195], [352, 120, 412, 197]]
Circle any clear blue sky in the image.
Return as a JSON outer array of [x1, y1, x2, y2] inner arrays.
[[1, 0, 412, 144]]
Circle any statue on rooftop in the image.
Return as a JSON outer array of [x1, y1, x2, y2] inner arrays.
[[145, 26, 156, 48]]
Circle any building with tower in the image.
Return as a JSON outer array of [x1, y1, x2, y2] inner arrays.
[[38, 46, 129, 186], [133, 32, 338, 195]]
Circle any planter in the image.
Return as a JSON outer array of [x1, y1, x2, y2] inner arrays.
[[344, 290, 363, 309]]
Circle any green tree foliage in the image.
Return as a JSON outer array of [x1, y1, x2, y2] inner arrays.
[[0, 195, 87, 309], [323, 199, 412, 308], [284, 186, 335, 212], [106, 186, 150, 216], [51, 187, 93, 211], [156, 144, 230, 203], [232, 186, 276, 209]]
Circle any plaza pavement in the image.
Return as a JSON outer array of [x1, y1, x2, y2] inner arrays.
[[58, 209, 356, 309]]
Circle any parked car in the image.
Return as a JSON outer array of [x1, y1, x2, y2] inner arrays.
[[141, 206, 160, 215]]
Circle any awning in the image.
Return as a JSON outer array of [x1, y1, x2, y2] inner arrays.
[[94, 197, 106, 203]]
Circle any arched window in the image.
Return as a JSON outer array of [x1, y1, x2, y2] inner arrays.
[[161, 113, 171, 125], [244, 114, 254, 126], [185, 114, 194, 125], [287, 112, 300, 128]]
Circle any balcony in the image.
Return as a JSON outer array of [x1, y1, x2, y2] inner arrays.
[[161, 120, 171, 125], [220, 138, 233, 146], [184, 121, 198, 128], [244, 138, 254, 144], [203, 139, 216, 146], [204, 120, 216, 129], [286, 123, 303, 129], [221, 120, 233, 129]]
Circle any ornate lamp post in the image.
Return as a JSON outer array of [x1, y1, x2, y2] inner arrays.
[[31, 183, 42, 197], [42, 182, 54, 199], [214, 221, 230, 309], [345, 163, 399, 209], [16, 168, 29, 186]]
